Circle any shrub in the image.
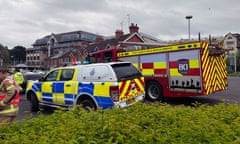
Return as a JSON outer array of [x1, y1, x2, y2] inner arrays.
[[0, 102, 240, 143]]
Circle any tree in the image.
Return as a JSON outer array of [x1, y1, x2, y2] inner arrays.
[[0, 44, 10, 66], [9, 45, 26, 64]]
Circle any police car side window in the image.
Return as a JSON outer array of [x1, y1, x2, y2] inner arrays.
[[60, 69, 74, 81], [81, 66, 110, 81], [45, 70, 59, 81]]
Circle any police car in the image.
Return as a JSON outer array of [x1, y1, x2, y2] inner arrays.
[[25, 62, 145, 111]]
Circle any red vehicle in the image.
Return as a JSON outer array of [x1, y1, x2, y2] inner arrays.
[[86, 41, 227, 101]]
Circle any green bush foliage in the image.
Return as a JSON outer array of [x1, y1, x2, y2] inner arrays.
[[0, 102, 240, 143]]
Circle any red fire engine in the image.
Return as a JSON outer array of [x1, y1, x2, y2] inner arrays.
[[86, 41, 227, 101]]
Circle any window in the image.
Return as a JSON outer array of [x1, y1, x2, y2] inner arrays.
[[60, 69, 74, 81], [111, 63, 142, 81], [45, 70, 59, 81], [226, 41, 234, 45], [104, 51, 113, 62]]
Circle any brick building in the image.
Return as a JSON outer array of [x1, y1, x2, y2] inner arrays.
[[86, 23, 166, 53], [26, 31, 102, 69], [27, 23, 166, 69]]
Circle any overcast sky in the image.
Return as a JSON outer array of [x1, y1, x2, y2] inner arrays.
[[1, 0, 240, 49]]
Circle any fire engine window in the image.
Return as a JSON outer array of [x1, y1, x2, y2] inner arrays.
[[119, 56, 138, 63], [104, 52, 112, 62], [96, 54, 101, 62]]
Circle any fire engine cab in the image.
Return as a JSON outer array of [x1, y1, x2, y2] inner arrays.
[[86, 41, 227, 101]]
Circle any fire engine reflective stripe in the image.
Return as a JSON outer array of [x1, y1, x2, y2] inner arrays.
[[94, 82, 113, 97], [189, 60, 200, 68], [140, 62, 167, 76], [141, 63, 154, 75], [118, 42, 201, 57], [201, 42, 227, 95], [170, 69, 182, 76], [0, 105, 19, 114], [142, 69, 154, 75], [153, 62, 167, 69], [169, 60, 199, 69], [170, 68, 200, 76]]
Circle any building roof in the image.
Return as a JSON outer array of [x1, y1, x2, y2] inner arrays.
[[33, 31, 102, 46], [85, 32, 166, 53], [86, 33, 131, 52]]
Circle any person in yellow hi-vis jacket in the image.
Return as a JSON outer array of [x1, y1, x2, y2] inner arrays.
[[13, 68, 24, 85], [13, 68, 24, 91], [0, 68, 20, 123]]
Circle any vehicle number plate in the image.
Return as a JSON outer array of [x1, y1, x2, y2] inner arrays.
[[127, 98, 135, 105]]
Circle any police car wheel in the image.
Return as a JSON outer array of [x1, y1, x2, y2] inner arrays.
[[80, 99, 96, 111], [30, 93, 39, 112], [146, 81, 163, 101]]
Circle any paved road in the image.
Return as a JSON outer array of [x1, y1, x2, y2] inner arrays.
[[16, 77, 240, 120]]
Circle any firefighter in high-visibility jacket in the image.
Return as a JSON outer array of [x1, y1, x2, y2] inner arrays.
[[0, 68, 20, 123]]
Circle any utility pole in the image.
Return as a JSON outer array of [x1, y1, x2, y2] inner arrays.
[[185, 15, 193, 40]]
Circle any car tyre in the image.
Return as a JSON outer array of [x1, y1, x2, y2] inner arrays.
[[30, 93, 39, 112], [79, 99, 96, 111]]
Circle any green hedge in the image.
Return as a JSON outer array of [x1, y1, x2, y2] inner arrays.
[[0, 102, 240, 143]]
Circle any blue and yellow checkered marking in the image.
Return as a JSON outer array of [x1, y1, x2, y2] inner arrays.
[[28, 81, 115, 108]]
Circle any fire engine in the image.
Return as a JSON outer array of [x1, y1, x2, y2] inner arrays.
[[86, 41, 227, 101]]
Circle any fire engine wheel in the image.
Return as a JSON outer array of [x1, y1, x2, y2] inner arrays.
[[29, 92, 39, 112], [146, 81, 163, 101], [79, 99, 96, 111]]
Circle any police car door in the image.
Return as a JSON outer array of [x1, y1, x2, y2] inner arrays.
[[53, 69, 76, 106], [41, 69, 60, 104]]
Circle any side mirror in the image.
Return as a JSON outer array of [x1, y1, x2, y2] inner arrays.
[[38, 76, 45, 82]]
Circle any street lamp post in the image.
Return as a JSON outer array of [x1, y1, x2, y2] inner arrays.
[[185, 15, 193, 40]]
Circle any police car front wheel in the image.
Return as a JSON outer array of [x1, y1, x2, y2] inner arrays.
[[29, 92, 39, 112]]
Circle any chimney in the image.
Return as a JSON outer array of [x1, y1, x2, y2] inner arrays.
[[129, 23, 139, 34], [115, 29, 124, 38]]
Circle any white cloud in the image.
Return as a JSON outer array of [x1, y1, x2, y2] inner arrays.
[[0, 0, 240, 48]]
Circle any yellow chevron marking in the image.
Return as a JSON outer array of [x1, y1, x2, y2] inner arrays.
[[135, 78, 145, 92], [120, 80, 130, 98], [201, 41, 227, 95]]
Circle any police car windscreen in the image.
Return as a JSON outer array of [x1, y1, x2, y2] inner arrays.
[[111, 63, 142, 81]]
